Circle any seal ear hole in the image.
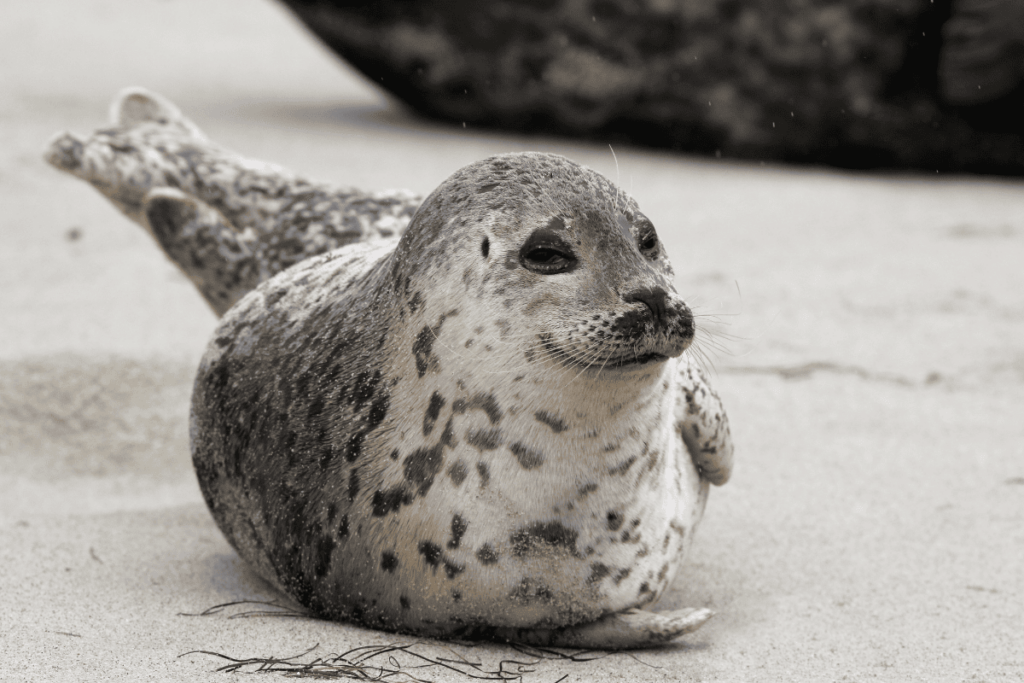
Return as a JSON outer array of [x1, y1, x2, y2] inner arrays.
[[481, 236, 490, 259]]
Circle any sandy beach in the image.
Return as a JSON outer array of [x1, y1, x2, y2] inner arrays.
[[1, 1, 1022, 681]]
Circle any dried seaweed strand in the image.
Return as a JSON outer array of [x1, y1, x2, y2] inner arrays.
[[178, 599, 310, 619]]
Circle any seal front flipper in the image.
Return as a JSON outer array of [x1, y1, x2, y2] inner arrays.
[[495, 608, 714, 649], [675, 352, 734, 486]]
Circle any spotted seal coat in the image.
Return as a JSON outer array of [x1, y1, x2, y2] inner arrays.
[[46, 89, 733, 649]]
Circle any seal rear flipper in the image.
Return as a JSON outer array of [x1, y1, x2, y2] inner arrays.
[[112, 87, 207, 139], [496, 607, 713, 649], [145, 188, 262, 316], [45, 89, 423, 300], [44, 129, 156, 226]]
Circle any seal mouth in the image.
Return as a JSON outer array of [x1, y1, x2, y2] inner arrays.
[[603, 352, 670, 368], [598, 352, 671, 368]]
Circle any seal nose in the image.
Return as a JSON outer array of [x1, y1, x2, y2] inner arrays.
[[624, 287, 669, 328]]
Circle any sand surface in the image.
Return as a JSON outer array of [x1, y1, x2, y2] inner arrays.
[[2, 1, 1022, 681]]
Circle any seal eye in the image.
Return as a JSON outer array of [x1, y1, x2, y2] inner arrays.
[[637, 220, 659, 257], [519, 228, 577, 274], [524, 247, 571, 272]]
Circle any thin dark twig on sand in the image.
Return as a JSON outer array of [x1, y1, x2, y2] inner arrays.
[[178, 641, 571, 681], [508, 644, 608, 663], [178, 599, 312, 619], [177, 600, 615, 680]]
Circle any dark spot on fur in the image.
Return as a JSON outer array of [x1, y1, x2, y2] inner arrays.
[[307, 397, 324, 419], [477, 182, 499, 193], [423, 391, 445, 436], [448, 460, 468, 485], [639, 582, 652, 595], [314, 534, 335, 578], [476, 461, 490, 487], [509, 577, 554, 603], [448, 514, 468, 549], [400, 595, 411, 609], [509, 442, 544, 470], [403, 440, 446, 495], [418, 540, 442, 567], [326, 503, 337, 524], [657, 563, 669, 583], [452, 589, 463, 601], [413, 315, 451, 377], [265, 288, 287, 307], [481, 236, 490, 258], [343, 431, 365, 463], [452, 393, 502, 424], [577, 483, 598, 498], [511, 521, 580, 557], [444, 560, 464, 579], [338, 514, 349, 539], [588, 563, 611, 584], [607, 511, 624, 532], [347, 469, 360, 502], [372, 487, 412, 517], [614, 568, 631, 584], [608, 455, 638, 475], [413, 326, 438, 377], [534, 410, 567, 433], [389, 449, 399, 461], [467, 427, 503, 451], [476, 543, 499, 565], [367, 394, 389, 430], [408, 291, 423, 313], [351, 370, 382, 411], [381, 551, 399, 573], [284, 429, 298, 452]]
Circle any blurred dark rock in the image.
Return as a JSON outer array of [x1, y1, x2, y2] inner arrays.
[[939, 0, 1024, 107], [279, 0, 1024, 174]]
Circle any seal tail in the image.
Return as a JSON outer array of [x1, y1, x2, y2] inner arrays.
[[44, 88, 422, 316]]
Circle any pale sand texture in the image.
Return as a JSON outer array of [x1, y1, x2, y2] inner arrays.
[[1, 1, 1023, 681]]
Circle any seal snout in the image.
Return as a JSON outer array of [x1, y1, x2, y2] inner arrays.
[[623, 287, 670, 329]]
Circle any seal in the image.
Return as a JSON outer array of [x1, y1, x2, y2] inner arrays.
[[46, 89, 733, 649]]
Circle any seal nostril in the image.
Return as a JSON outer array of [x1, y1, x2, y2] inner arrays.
[[624, 287, 669, 327]]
